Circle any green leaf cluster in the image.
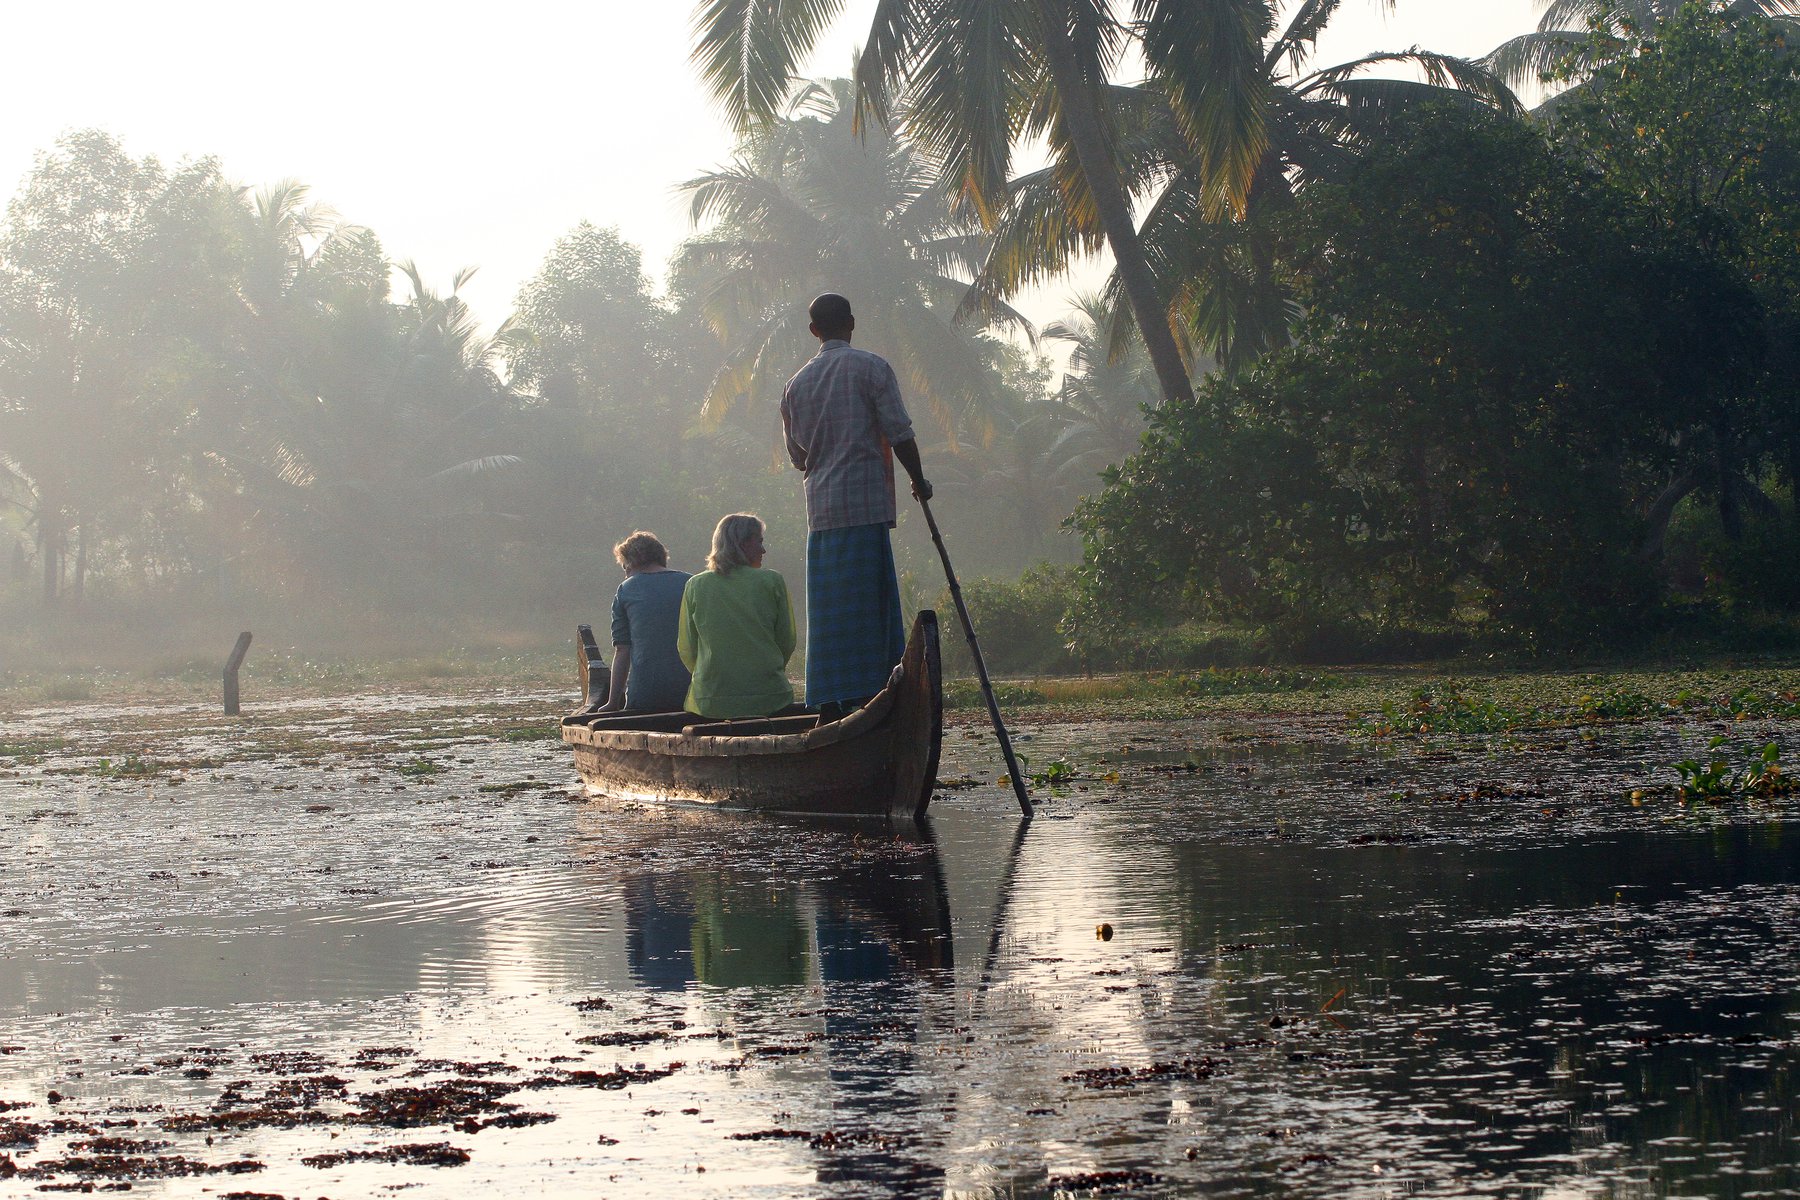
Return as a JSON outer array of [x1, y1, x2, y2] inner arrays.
[[1074, 5, 1800, 647], [1673, 738, 1795, 798]]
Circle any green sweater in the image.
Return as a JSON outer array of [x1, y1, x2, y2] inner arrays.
[[677, 566, 797, 718]]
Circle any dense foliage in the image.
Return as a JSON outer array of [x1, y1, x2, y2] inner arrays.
[[1073, 4, 1800, 652]]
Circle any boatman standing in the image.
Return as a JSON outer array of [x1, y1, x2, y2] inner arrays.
[[780, 293, 932, 723]]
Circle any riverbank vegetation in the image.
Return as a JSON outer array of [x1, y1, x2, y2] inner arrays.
[[4, 2, 1798, 677]]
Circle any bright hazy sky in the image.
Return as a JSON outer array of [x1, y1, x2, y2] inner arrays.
[[3, 1, 1541, 330]]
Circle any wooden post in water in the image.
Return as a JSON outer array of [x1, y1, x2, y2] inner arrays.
[[223, 632, 252, 716], [575, 624, 609, 711]]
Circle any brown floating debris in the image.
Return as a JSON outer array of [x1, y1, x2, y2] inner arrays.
[[301, 1141, 469, 1169], [1066, 1058, 1226, 1090]]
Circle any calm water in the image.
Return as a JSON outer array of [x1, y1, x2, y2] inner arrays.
[[1, 701, 1796, 1196]]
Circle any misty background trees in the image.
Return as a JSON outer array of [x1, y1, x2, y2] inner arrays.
[[3, 1, 1798, 669]]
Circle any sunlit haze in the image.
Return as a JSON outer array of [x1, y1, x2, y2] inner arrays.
[[4, 1, 1539, 330]]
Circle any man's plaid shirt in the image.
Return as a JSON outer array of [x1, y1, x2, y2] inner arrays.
[[781, 340, 918, 532]]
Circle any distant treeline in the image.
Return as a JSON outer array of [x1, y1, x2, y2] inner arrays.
[[0, 87, 1102, 641], [4, 2, 1799, 668]]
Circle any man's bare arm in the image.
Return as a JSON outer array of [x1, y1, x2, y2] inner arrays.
[[894, 438, 932, 501]]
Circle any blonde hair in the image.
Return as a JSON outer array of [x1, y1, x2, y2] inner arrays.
[[707, 513, 764, 574], [613, 531, 668, 571]]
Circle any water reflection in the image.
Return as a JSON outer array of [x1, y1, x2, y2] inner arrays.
[[605, 814, 961, 1195], [621, 823, 953, 992], [937, 814, 1800, 1198], [2, 728, 1797, 1197]]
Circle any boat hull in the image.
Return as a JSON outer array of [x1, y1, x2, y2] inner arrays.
[[561, 611, 943, 821]]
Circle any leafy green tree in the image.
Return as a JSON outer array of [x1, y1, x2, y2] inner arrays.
[[150, 178, 395, 588], [1549, 2, 1800, 546], [511, 223, 667, 417], [505, 222, 744, 588], [674, 80, 1025, 445], [1074, 111, 1674, 646], [253, 261, 529, 597], [1486, 0, 1798, 98], [0, 131, 226, 603]]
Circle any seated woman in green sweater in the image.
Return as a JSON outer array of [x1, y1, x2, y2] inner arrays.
[[677, 513, 797, 718]]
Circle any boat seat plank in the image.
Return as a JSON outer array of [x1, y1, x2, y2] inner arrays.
[[680, 715, 820, 738], [582, 710, 693, 733]]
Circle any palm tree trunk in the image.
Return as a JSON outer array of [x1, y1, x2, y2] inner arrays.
[[73, 515, 88, 604], [39, 516, 62, 605], [1034, 0, 1196, 407], [1639, 468, 1702, 562]]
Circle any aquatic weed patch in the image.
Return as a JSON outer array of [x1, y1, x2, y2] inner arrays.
[[496, 724, 557, 742], [945, 679, 1050, 709], [1157, 666, 1336, 698], [1029, 757, 1077, 788], [347, 1080, 519, 1127], [1358, 676, 1800, 740], [1046, 1168, 1166, 1194], [89, 754, 167, 779], [0, 737, 67, 763], [1067, 1057, 1227, 1089], [944, 667, 1338, 713], [1362, 684, 1530, 736], [1671, 739, 1798, 801], [1708, 686, 1800, 721]]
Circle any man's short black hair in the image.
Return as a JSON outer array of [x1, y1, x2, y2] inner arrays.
[[809, 292, 854, 336]]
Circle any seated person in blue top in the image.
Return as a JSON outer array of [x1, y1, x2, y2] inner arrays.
[[598, 530, 692, 713]]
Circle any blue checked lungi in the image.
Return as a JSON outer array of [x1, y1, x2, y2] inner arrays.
[[805, 523, 906, 708]]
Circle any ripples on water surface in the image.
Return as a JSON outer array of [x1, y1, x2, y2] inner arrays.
[[0, 699, 1796, 1196]]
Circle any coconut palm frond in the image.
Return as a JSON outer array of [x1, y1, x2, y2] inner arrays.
[[1308, 50, 1521, 116], [679, 79, 1014, 440], [422, 454, 524, 483], [1481, 30, 1603, 88], [1136, 0, 1275, 219], [270, 439, 317, 489], [962, 165, 1104, 322], [1272, 0, 1380, 74], [853, 0, 917, 136], [690, 0, 849, 129], [899, 0, 1036, 225], [1322, 78, 1511, 130]]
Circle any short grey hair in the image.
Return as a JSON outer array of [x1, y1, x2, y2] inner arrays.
[[707, 512, 764, 574]]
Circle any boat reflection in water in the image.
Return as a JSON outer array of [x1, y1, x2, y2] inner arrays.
[[599, 810, 962, 1193]]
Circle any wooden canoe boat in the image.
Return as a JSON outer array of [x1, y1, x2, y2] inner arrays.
[[560, 610, 943, 821]]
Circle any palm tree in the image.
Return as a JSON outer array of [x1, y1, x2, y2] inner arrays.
[[1485, 0, 1800, 98], [283, 262, 525, 518], [919, 382, 1091, 570], [691, 0, 1282, 407], [970, 2, 1518, 369], [1040, 293, 1165, 473], [675, 79, 1027, 446]]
